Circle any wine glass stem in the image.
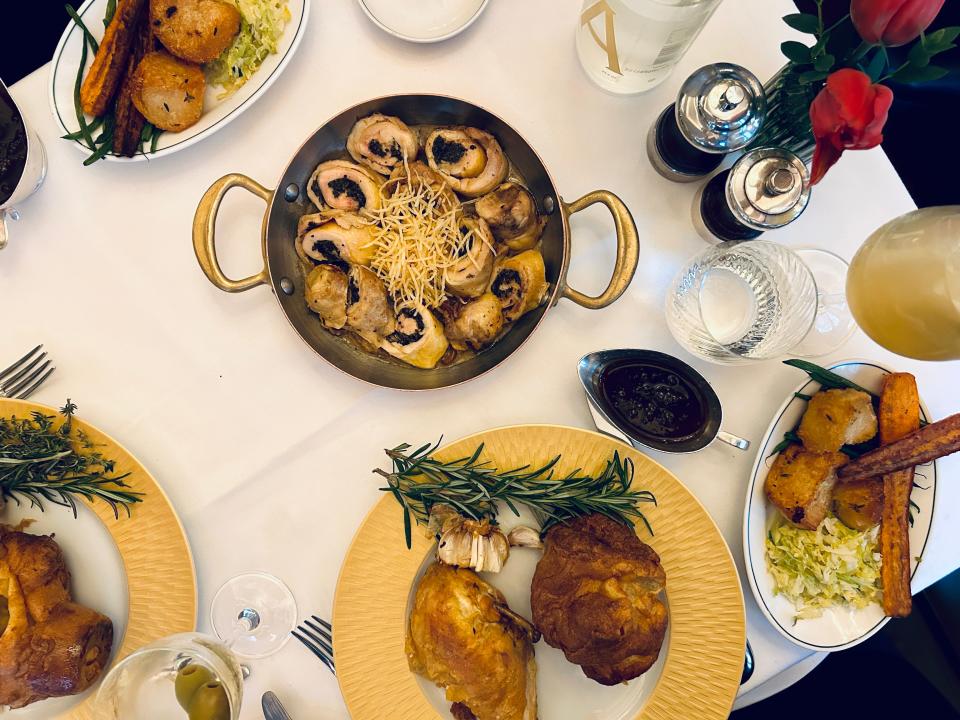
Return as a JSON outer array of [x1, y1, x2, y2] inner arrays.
[[222, 610, 259, 651]]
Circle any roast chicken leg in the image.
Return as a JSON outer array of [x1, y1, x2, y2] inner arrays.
[[0, 529, 113, 708], [407, 563, 538, 720]]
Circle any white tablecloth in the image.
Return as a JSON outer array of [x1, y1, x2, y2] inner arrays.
[[3, 0, 958, 717]]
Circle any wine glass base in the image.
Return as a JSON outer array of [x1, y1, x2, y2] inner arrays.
[[211, 572, 297, 659], [792, 247, 856, 357]]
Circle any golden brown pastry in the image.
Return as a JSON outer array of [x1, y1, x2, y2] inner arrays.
[[531, 514, 667, 686], [0, 530, 113, 709], [130, 50, 205, 131], [150, 0, 241, 64], [407, 563, 537, 720]]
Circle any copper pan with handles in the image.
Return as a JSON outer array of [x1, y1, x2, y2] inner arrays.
[[193, 94, 639, 390]]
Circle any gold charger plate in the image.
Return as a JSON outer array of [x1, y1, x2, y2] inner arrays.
[[0, 399, 197, 719], [333, 425, 745, 720]]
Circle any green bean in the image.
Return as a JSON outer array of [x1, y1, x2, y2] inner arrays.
[[782, 359, 875, 396]]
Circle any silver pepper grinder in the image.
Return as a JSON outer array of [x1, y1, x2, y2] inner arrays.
[[647, 63, 767, 183], [692, 147, 811, 244]]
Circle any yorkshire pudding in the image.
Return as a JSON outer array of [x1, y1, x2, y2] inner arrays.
[[531, 514, 667, 685]]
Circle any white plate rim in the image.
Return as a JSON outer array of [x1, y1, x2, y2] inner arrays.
[[356, 0, 490, 43], [46, 0, 310, 162], [741, 359, 938, 652]]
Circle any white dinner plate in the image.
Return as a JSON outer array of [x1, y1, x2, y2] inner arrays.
[[743, 360, 937, 651], [48, 0, 309, 162], [2, 503, 127, 719]]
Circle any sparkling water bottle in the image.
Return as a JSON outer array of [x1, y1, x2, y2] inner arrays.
[[577, 0, 725, 94]]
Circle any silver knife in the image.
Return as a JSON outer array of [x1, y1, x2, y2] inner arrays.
[[262, 691, 292, 720]]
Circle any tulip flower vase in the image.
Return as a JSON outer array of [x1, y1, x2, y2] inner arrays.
[[748, 0, 958, 185]]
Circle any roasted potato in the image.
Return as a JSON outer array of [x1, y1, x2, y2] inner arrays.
[[765, 444, 848, 529], [797, 389, 878, 453], [833, 477, 883, 531], [150, 0, 241, 64], [130, 51, 205, 131]]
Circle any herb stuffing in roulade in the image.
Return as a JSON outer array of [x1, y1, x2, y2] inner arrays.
[[380, 302, 450, 369]]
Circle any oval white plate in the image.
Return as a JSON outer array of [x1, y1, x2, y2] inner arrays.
[[743, 360, 937, 651], [357, 0, 489, 43], [48, 0, 309, 162]]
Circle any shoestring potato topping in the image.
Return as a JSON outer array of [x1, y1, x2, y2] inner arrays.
[[296, 114, 549, 370]]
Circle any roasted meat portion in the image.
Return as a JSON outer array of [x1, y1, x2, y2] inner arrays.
[[0, 529, 113, 709], [531, 514, 667, 686], [407, 563, 537, 720]]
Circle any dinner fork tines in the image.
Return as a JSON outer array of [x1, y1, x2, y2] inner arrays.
[[293, 615, 334, 676], [0, 345, 55, 400]]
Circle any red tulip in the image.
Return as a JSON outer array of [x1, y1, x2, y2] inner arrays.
[[809, 69, 894, 184], [851, 0, 945, 46]]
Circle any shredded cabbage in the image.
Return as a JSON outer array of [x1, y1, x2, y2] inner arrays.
[[765, 516, 882, 621], [206, 0, 291, 98]]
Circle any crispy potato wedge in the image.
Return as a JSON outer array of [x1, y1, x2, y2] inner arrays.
[[833, 477, 883, 531], [80, 0, 149, 116], [878, 373, 920, 618], [130, 51, 205, 131], [150, 0, 241, 64], [839, 412, 960, 482]]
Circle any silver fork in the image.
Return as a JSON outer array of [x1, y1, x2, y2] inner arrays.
[[293, 616, 334, 676], [0, 345, 55, 399]]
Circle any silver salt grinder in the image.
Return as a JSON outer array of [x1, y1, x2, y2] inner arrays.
[[647, 63, 767, 183], [692, 147, 811, 244]]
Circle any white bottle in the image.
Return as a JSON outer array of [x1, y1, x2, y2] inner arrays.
[[577, 0, 724, 94]]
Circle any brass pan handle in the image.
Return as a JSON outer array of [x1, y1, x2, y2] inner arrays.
[[192, 173, 273, 293], [560, 190, 640, 309]]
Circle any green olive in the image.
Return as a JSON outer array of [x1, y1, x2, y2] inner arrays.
[[187, 681, 231, 720], [174, 664, 214, 711]]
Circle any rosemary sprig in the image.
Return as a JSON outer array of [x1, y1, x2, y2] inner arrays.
[[0, 401, 143, 519], [375, 440, 657, 548]]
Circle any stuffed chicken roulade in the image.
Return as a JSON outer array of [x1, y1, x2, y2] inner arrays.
[[299, 216, 376, 268], [425, 127, 508, 197], [346, 265, 395, 344], [381, 302, 449, 369], [347, 114, 419, 176], [445, 218, 497, 298], [308, 160, 383, 213], [304, 264, 348, 329], [442, 293, 505, 351], [476, 182, 546, 252], [488, 250, 548, 323]]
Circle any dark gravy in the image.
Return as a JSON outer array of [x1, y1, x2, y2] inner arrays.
[[599, 360, 707, 441]]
